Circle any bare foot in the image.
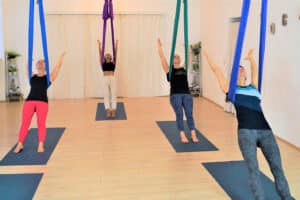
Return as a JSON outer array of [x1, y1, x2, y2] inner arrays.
[[111, 109, 116, 118], [13, 142, 24, 153], [180, 131, 189, 143], [105, 109, 111, 118], [37, 142, 45, 153], [191, 130, 199, 143]]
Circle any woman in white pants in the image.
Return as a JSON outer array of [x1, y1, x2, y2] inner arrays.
[[97, 40, 118, 118]]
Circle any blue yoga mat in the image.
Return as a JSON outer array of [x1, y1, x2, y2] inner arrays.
[[95, 102, 127, 121], [0, 128, 65, 166], [156, 121, 218, 153], [0, 173, 43, 200], [203, 161, 280, 200]]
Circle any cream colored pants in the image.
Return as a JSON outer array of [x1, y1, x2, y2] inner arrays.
[[103, 76, 117, 110]]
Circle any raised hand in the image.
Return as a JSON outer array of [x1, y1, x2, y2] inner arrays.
[[245, 49, 254, 60]]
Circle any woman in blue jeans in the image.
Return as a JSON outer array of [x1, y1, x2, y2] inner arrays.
[[204, 49, 294, 200], [157, 38, 199, 143]]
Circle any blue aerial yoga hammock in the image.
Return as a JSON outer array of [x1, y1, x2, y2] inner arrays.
[[28, 0, 51, 86], [101, 0, 116, 65], [228, 0, 268, 102], [169, 0, 189, 79]]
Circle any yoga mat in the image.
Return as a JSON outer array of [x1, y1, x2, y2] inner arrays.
[[0, 173, 43, 200], [0, 128, 65, 166], [203, 160, 280, 200], [156, 121, 218, 153], [95, 102, 127, 121]]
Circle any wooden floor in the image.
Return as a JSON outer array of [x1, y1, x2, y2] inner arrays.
[[0, 97, 299, 200]]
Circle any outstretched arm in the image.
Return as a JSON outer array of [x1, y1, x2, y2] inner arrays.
[[97, 40, 103, 66], [50, 52, 66, 83], [157, 38, 169, 73], [245, 49, 258, 88], [204, 51, 229, 93]]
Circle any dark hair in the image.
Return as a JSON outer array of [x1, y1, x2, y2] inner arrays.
[[239, 65, 245, 69]]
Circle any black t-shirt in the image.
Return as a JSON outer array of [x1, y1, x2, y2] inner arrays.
[[102, 62, 115, 72], [166, 67, 190, 95], [26, 75, 50, 103]]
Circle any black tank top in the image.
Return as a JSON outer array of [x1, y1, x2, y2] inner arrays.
[[102, 62, 115, 72], [26, 75, 50, 103], [167, 67, 190, 95]]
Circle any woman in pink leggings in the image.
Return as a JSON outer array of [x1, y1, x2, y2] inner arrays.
[[14, 52, 66, 153]]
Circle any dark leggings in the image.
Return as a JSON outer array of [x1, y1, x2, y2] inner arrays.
[[238, 129, 294, 200], [170, 94, 195, 131]]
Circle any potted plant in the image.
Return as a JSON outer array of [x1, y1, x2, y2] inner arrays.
[[7, 51, 21, 74], [189, 42, 202, 97], [190, 42, 201, 71], [6, 51, 22, 101]]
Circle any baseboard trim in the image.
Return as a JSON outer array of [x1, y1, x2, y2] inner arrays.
[[276, 136, 300, 151]]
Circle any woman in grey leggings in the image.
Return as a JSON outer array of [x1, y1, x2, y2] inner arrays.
[[204, 49, 294, 200]]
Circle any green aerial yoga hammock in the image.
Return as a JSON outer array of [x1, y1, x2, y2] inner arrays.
[[169, 0, 189, 79]]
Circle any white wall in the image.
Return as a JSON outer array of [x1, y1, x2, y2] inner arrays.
[[263, 1, 300, 147], [200, 0, 300, 147], [2, 0, 28, 97], [2, 0, 201, 98]]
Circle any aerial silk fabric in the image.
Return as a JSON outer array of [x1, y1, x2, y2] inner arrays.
[[169, 0, 189, 79], [228, 0, 268, 102], [101, 0, 116, 65], [28, 0, 51, 86]]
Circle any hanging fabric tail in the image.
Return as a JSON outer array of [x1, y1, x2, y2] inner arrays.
[[38, 0, 51, 86], [258, 0, 268, 92], [28, 0, 35, 83], [169, 0, 181, 79], [101, 0, 116, 65], [183, 0, 189, 72], [228, 0, 251, 102]]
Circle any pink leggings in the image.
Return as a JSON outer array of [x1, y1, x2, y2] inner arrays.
[[18, 101, 48, 143]]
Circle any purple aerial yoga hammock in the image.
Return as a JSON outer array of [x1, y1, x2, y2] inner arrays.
[[101, 0, 116, 65]]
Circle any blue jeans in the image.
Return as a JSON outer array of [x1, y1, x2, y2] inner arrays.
[[170, 94, 195, 131], [238, 129, 294, 200]]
